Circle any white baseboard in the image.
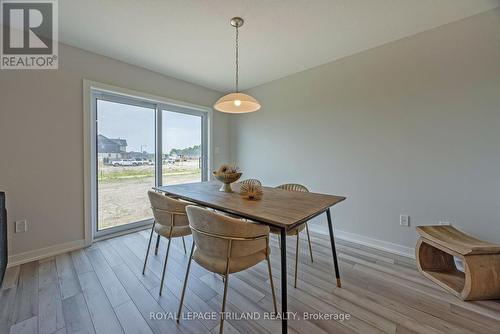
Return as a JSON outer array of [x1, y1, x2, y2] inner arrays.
[[6, 227, 415, 267], [7, 239, 86, 267], [309, 223, 415, 259], [334, 230, 415, 259]]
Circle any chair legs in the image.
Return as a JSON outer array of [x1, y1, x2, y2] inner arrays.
[[305, 223, 314, 263], [294, 233, 300, 288], [266, 256, 278, 314], [293, 225, 314, 288], [142, 222, 156, 275], [159, 235, 173, 296], [177, 242, 195, 322], [219, 252, 232, 334], [177, 243, 276, 334]]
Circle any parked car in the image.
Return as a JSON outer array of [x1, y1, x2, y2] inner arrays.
[[134, 158, 144, 165], [135, 158, 154, 165], [112, 159, 138, 166]]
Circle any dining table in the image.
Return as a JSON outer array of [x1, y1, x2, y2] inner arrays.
[[155, 181, 346, 334]]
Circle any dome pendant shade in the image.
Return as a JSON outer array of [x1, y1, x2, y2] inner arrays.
[[214, 17, 261, 114], [214, 92, 261, 113]]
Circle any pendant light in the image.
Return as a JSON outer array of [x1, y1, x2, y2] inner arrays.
[[214, 17, 261, 113]]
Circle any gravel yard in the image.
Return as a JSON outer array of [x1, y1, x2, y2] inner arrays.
[[98, 160, 201, 229]]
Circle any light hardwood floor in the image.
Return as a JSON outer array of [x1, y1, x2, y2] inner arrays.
[[1, 229, 499, 334]]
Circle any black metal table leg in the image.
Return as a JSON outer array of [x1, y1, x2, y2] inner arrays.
[[326, 208, 341, 287], [280, 227, 288, 334]]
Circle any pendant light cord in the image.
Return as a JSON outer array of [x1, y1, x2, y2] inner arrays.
[[235, 25, 239, 93]]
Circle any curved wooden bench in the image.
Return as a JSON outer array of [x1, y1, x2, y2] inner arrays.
[[416, 225, 500, 301]]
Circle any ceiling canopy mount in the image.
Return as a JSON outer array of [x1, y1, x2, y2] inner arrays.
[[230, 17, 244, 28]]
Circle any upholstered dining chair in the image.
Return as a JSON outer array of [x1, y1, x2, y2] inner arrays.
[[238, 178, 262, 186], [178, 205, 277, 334], [270, 183, 314, 288], [143, 190, 192, 295]]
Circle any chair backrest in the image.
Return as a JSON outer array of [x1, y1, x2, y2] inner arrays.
[[239, 179, 262, 186], [276, 183, 309, 193], [148, 190, 189, 228], [186, 205, 269, 259]]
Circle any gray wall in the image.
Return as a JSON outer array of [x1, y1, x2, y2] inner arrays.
[[1, 9, 499, 260], [230, 9, 500, 251], [0, 43, 229, 257]]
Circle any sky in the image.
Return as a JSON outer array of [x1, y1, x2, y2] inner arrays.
[[97, 100, 201, 154]]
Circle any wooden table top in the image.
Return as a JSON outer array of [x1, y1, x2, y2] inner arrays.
[[155, 181, 346, 229]]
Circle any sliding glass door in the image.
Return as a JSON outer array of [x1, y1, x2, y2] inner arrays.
[[162, 110, 204, 185], [92, 90, 208, 237]]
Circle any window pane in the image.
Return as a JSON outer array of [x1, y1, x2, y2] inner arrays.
[[96, 99, 155, 230], [162, 110, 202, 185]]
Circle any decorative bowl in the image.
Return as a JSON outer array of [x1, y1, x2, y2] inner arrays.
[[213, 171, 242, 192]]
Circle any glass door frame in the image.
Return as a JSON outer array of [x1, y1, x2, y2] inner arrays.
[[89, 87, 209, 239]]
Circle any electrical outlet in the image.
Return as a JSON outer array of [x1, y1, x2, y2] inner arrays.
[[15, 220, 27, 233], [400, 215, 410, 227], [439, 221, 451, 225]]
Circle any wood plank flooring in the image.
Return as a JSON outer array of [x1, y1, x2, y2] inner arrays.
[[1, 229, 499, 334]]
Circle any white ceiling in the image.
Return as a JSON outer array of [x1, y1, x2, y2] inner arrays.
[[60, 0, 499, 92]]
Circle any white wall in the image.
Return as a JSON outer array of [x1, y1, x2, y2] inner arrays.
[[0, 43, 229, 261], [229, 9, 500, 254]]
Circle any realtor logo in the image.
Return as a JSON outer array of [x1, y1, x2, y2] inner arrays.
[[1, 0, 58, 69]]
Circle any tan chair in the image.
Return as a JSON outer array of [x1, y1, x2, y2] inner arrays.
[[270, 183, 314, 288], [143, 190, 192, 295], [177, 206, 277, 334], [238, 178, 262, 186]]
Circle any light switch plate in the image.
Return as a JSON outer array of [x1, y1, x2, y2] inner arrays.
[[15, 220, 27, 233]]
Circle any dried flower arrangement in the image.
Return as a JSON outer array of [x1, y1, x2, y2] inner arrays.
[[213, 164, 242, 192], [216, 164, 240, 174], [240, 182, 263, 200]]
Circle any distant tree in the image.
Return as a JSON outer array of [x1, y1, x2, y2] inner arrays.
[[169, 145, 201, 157]]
